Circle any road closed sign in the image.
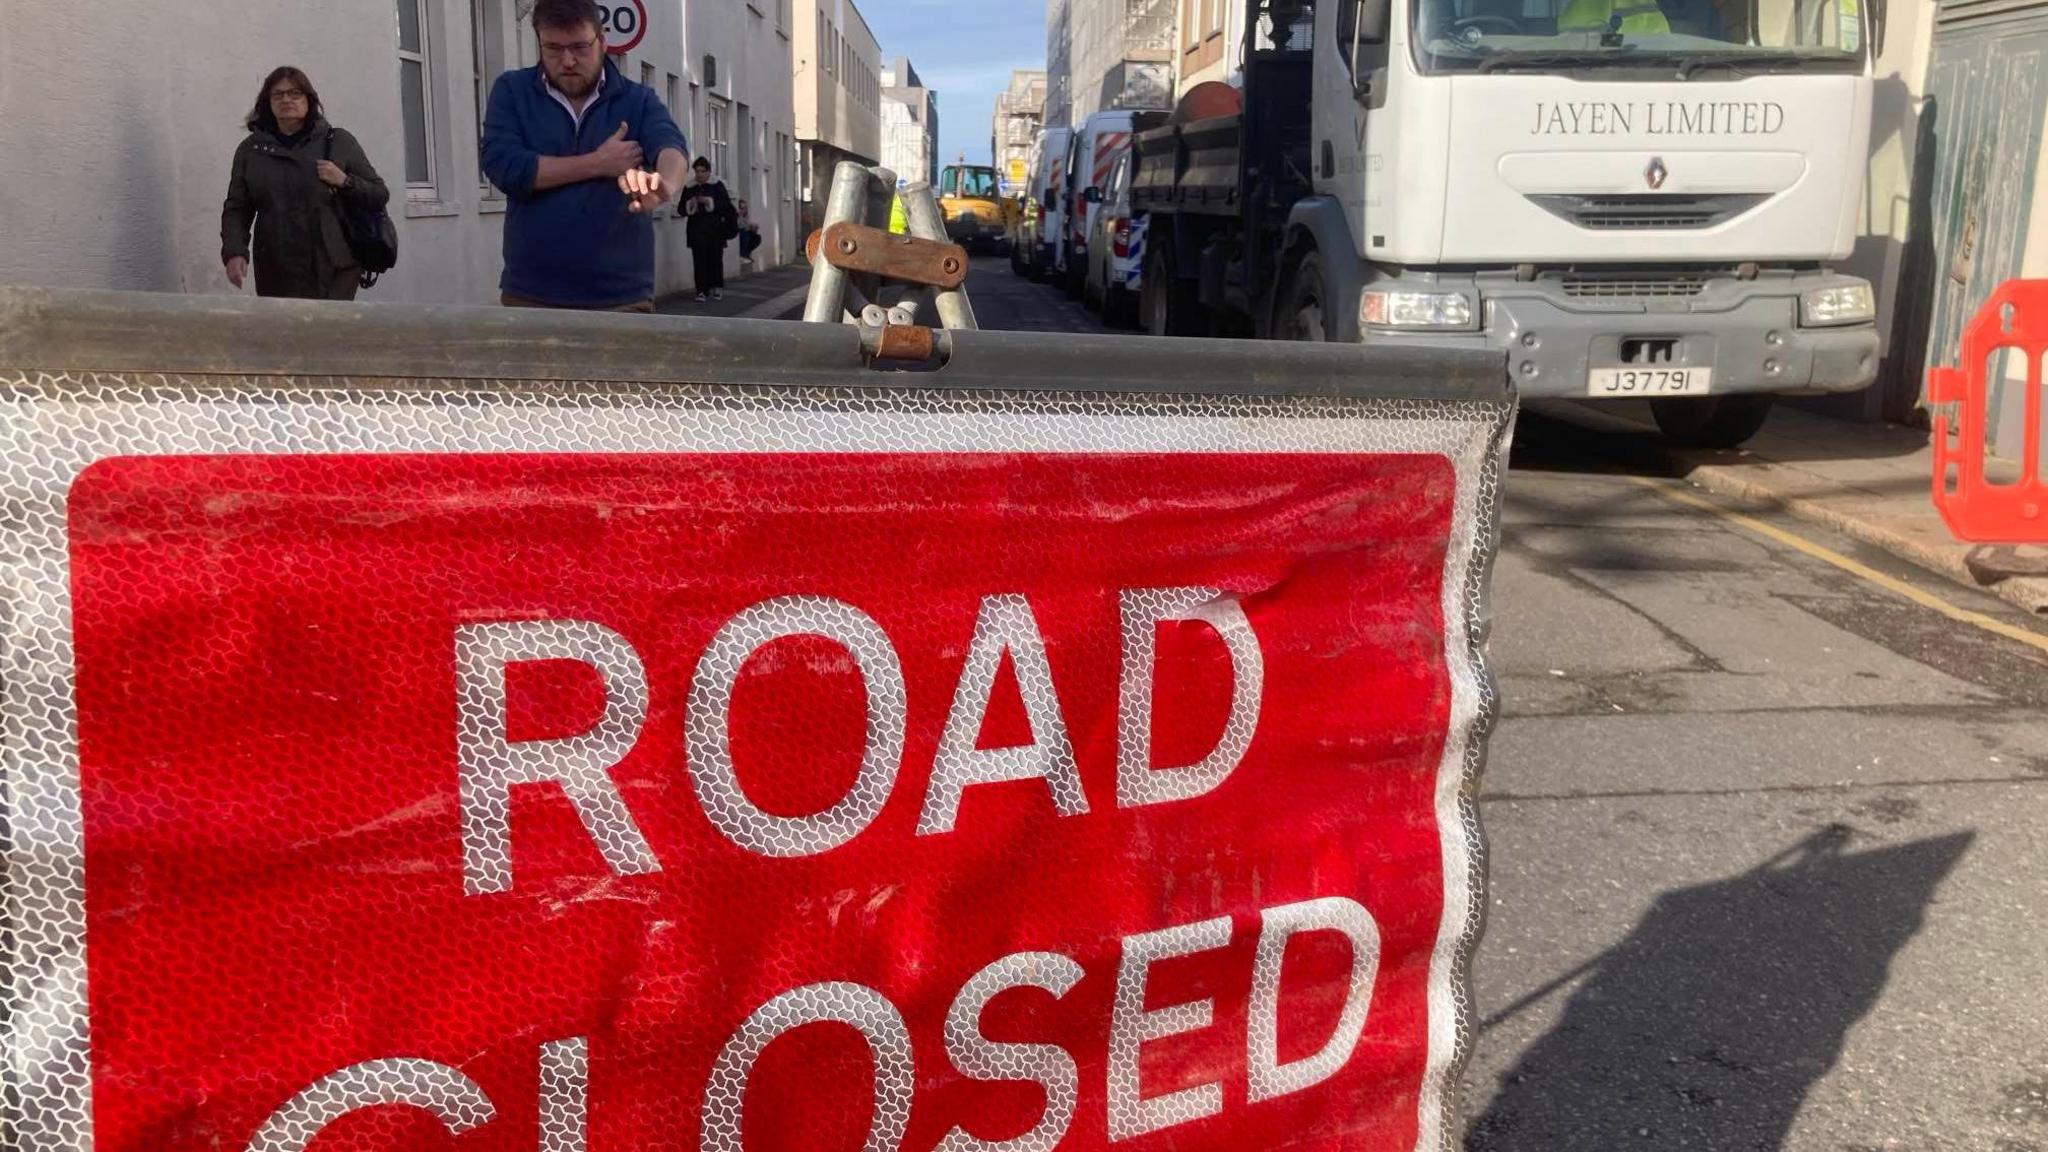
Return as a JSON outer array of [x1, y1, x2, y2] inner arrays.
[[0, 289, 1511, 1152]]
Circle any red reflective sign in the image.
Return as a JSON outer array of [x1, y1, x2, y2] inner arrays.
[[66, 443, 1489, 1152]]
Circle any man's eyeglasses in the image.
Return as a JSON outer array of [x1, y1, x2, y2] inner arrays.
[[539, 38, 599, 60]]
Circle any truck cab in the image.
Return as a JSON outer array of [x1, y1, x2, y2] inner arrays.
[[1136, 0, 1885, 446]]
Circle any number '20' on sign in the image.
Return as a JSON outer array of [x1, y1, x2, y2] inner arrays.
[[598, 0, 645, 53]]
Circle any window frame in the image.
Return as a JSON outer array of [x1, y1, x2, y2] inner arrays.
[[470, 0, 498, 193], [397, 0, 439, 195], [709, 97, 731, 179]]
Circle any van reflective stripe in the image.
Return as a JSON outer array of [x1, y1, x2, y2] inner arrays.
[[1093, 132, 1130, 188]]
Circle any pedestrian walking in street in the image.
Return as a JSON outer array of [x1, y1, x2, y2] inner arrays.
[[481, 0, 689, 312], [220, 67, 390, 300], [735, 199, 764, 267], [683, 158, 736, 302]]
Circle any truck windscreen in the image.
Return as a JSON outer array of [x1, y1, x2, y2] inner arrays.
[[1411, 0, 1867, 72]]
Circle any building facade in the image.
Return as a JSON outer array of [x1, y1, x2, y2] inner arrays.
[[992, 70, 1047, 195], [0, 0, 794, 305], [683, 0, 801, 277], [880, 58, 938, 187], [1045, 0, 1175, 129], [1174, 0, 1245, 93], [794, 0, 882, 234]]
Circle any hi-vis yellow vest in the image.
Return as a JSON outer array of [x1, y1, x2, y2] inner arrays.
[[1557, 0, 1670, 33], [888, 195, 908, 234]]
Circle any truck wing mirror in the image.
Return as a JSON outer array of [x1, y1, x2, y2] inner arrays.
[[1083, 186, 1104, 204], [1869, 0, 1886, 55]]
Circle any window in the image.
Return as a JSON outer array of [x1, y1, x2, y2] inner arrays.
[[709, 98, 731, 177], [641, 61, 656, 92], [471, 0, 506, 190], [817, 10, 826, 70], [778, 0, 791, 36], [397, 0, 436, 190]]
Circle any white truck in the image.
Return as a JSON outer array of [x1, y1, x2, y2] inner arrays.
[[1131, 0, 1885, 446]]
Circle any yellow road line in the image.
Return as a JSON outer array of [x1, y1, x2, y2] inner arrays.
[[1630, 476, 2048, 657]]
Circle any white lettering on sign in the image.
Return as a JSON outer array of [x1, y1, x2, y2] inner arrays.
[[1116, 588, 1264, 809], [939, 952, 1087, 1152], [701, 982, 915, 1152], [454, 586, 1264, 891], [1106, 915, 1234, 1139], [686, 596, 909, 857], [920, 594, 1087, 835], [455, 620, 660, 895], [248, 1056, 498, 1152], [251, 902, 1380, 1151], [1247, 897, 1382, 1103]]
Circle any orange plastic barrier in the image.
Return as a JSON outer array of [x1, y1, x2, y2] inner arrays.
[[1928, 279, 2048, 543]]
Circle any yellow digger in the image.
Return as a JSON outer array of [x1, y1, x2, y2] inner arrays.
[[937, 163, 1016, 255]]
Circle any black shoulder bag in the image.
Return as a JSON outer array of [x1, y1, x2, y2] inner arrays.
[[325, 130, 399, 287]]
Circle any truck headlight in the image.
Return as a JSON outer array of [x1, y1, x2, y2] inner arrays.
[[1361, 290, 1476, 331], [1800, 283, 1875, 327]]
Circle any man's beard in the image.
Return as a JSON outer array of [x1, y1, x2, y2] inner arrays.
[[547, 66, 596, 98]]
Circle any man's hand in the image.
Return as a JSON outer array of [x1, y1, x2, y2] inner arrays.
[[591, 122, 644, 178], [620, 168, 672, 214], [225, 257, 248, 289], [314, 160, 349, 188]]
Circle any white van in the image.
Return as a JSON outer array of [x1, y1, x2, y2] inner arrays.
[[1021, 127, 1072, 281], [1055, 109, 1166, 296]]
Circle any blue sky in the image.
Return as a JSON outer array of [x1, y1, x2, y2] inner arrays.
[[862, 0, 1045, 168]]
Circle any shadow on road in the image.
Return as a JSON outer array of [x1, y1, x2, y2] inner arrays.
[[1467, 825, 1972, 1151]]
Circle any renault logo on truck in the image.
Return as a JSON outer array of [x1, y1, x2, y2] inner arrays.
[[1645, 157, 1669, 190]]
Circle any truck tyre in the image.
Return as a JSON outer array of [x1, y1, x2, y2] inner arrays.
[[1650, 395, 1775, 449], [1142, 240, 1206, 337], [1062, 252, 1086, 299], [1083, 249, 1105, 310], [1277, 252, 1331, 342], [1010, 243, 1027, 277]]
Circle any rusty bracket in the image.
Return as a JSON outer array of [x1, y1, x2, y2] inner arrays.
[[818, 222, 969, 290], [857, 322, 945, 366]]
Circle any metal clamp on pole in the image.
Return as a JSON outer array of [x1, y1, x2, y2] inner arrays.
[[802, 162, 977, 368]]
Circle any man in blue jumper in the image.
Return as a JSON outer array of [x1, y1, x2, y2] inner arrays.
[[482, 0, 690, 311]]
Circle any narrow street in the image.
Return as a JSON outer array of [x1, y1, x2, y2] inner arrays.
[[959, 255, 2048, 1150]]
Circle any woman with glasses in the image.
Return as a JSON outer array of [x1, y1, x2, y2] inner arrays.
[[221, 66, 390, 300]]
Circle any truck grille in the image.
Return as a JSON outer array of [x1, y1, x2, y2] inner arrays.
[[1529, 194, 1768, 231], [1560, 277, 1708, 299]]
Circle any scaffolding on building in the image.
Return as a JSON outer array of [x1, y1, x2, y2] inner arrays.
[[1047, 0, 1174, 129], [991, 70, 1046, 196]]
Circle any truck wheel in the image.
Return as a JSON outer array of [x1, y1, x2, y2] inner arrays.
[[1650, 395, 1775, 449], [1062, 254, 1086, 300], [1142, 241, 1206, 337], [1278, 252, 1330, 341], [1010, 244, 1027, 277]]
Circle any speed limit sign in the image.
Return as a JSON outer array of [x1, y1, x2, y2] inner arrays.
[[599, 0, 646, 53]]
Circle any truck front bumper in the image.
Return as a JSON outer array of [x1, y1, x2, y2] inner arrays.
[[945, 216, 1009, 246], [1361, 271, 1880, 399]]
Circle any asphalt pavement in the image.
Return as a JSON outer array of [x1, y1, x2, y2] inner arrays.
[[964, 255, 2048, 1151]]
